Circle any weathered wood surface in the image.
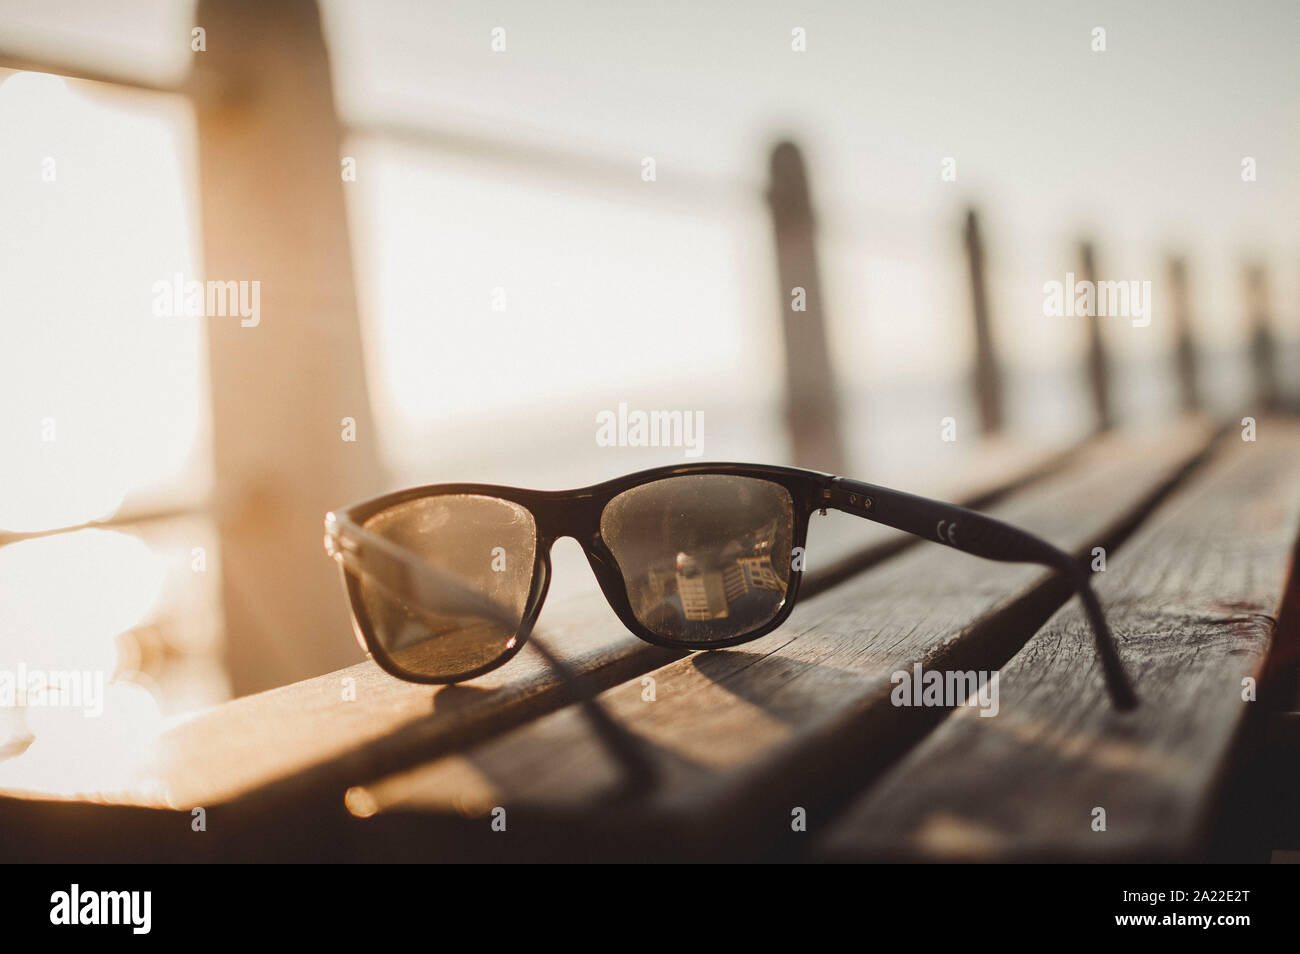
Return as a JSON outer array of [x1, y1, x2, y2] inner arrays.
[[9, 418, 1291, 865], [327, 422, 1216, 861], [815, 422, 1300, 862], [134, 439, 1068, 806], [0, 439, 1068, 836]]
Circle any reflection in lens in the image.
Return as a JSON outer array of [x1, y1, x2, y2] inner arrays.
[[354, 494, 536, 679], [600, 475, 794, 643]]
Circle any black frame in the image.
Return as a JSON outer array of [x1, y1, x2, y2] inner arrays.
[[324, 462, 1138, 709]]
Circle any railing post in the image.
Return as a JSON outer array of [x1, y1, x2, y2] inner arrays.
[[1167, 257, 1200, 413], [766, 141, 846, 474], [1079, 241, 1113, 432], [964, 209, 1003, 436], [1244, 263, 1280, 413], [194, 0, 384, 694]]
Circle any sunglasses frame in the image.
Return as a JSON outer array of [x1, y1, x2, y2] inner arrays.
[[328, 463, 819, 684], [325, 461, 1139, 709]]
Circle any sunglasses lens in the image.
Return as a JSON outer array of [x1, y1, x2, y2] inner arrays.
[[600, 475, 795, 644], [351, 494, 537, 680]]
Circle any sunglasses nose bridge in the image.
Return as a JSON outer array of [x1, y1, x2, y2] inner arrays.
[[526, 494, 624, 598], [526, 491, 604, 544]]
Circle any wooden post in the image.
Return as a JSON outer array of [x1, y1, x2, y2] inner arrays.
[[963, 209, 1002, 436], [193, 0, 384, 694], [1244, 263, 1280, 413], [766, 141, 846, 474], [1167, 257, 1200, 413], [1078, 241, 1113, 432]]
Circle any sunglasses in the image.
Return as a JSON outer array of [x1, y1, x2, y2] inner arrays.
[[324, 463, 1138, 709]]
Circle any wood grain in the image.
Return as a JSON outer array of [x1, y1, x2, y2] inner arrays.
[[0, 439, 1072, 864], [144, 438, 1074, 801], [339, 422, 1215, 861], [814, 422, 1300, 861]]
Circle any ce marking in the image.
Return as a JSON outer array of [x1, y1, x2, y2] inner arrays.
[[936, 520, 958, 545]]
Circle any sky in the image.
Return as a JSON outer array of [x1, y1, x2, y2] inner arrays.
[[328, 0, 1300, 474], [1, 0, 1297, 497]]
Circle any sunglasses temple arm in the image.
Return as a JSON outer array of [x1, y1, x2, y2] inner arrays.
[[323, 513, 522, 631], [826, 478, 1138, 710]]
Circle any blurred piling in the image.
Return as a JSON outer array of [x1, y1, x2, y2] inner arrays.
[[1167, 257, 1200, 413], [1078, 241, 1113, 433], [767, 141, 846, 474], [195, 0, 384, 693], [963, 209, 1003, 436], [1244, 263, 1280, 413]]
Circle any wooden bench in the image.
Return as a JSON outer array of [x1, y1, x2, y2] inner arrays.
[[4, 418, 1298, 862]]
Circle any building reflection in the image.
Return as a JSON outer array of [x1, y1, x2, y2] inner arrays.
[[637, 518, 787, 627]]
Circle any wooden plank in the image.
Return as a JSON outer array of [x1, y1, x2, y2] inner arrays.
[[0, 440, 1082, 861], [331, 421, 1215, 861], [151, 592, 674, 810], [128, 440, 1074, 805], [815, 422, 1300, 862], [0, 440, 1068, 813]]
